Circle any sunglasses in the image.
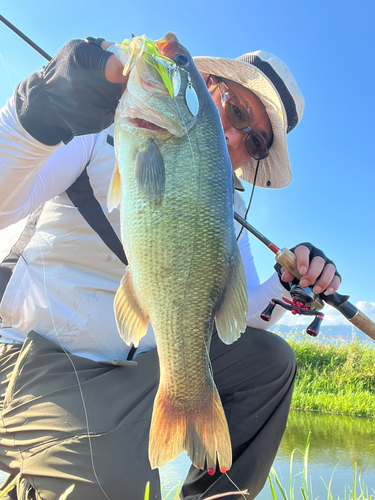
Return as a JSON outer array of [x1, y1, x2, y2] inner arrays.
[[213, 77, 273, 161]]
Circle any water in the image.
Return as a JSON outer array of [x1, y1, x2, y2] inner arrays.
[[159, 410, 375, 498], [2, 411, 375, 498], [256, 410, 375, 499]]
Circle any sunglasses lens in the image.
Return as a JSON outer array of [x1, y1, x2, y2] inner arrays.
[[244, 133, 268, 160], [224, 97, 250, 131], [218, 80, 270, 161]]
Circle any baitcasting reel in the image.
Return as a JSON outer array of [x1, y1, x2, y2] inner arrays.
[[260, 284, 325, 337]]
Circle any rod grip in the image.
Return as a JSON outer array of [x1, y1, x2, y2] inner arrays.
[[350, 311, 375, 341], [275, 248, 302, 279]]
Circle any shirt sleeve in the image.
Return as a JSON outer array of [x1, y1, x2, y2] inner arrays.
[[0, 96, 97, 229], [238, 227, 289, 329], [235, 191, 289, 329]]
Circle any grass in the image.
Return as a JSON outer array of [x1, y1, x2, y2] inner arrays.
[[268, 432, 375, 500], [286, 336, 375, 417], [160, 481, 248, 499]]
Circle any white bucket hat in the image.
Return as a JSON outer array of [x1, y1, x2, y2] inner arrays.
[[194, 51, 305, 188]]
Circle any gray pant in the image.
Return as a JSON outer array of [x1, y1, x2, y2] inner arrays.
[[0, 328, 296, 500]]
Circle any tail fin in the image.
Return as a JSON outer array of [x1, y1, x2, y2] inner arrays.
[[148, 383, 232, 474]]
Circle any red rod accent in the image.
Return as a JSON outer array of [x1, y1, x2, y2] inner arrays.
[[268, 243, 280, 254]]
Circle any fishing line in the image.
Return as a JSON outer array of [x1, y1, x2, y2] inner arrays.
[[236, 160, 260, 242], [171, 77, 217, 384], [39, 247, 111, 500], [224, 472, 249, 499], [170, 78, 210, 418], [0, 15, 52, 61], [0, 20, 108, 495], [0, 53, 14, 93], [172, 75, 247, 489], [6, 24, 242, 489], [171, 73, 199, 305]]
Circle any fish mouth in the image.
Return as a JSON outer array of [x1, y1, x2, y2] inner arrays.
[[128, 117, 167, 131]]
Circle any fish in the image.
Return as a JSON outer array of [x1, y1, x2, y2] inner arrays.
[[107, 32, 248, 474]]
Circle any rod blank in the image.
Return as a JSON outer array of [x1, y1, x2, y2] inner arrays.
[[0, 15, 52, 61]]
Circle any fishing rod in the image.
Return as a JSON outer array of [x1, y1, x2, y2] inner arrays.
[[3, 15, 373, 340], [0, 15, 52, 61], [234, 211, 375, 340]]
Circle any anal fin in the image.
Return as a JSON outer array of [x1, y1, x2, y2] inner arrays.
[[114, 269, 149, 347], [215, 243, 248, 344]]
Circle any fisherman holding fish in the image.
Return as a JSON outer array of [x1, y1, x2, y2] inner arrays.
[[0, 34, 341, 500]]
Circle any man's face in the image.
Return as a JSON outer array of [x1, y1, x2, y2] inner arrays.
[[207, 76, 273, 172]]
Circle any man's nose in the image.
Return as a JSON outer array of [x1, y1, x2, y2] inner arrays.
[[225, 127, 245, 150]]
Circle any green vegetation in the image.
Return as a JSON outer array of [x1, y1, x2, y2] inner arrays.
[[268, 432, 375, 500], [286, 337, 375, 417]]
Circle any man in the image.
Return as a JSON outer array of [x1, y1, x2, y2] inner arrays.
[[0, 37, 340, 499]]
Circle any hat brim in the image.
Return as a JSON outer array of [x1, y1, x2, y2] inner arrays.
[[194, 56, 292, 188]]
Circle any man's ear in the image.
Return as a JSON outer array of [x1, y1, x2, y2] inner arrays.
[[204, 74, 216, 89]]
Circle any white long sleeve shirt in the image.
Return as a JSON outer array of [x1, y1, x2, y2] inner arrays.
[[0, 96, 287, 362]]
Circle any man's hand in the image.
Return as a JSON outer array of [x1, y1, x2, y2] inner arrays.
[[15, 37, 128, 146], [275, 243, 341, 295], [100, 41, 128, 85]]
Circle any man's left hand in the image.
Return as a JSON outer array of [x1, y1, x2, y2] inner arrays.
[[276, 243, 341, 295]]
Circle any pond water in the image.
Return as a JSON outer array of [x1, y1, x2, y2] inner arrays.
[[159, 410, 375, 498], [1, 410, 374, 498]]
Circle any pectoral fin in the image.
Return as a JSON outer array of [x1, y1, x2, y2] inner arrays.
[[114, 268, 149, 347], [107, 159, 121, 212], [215, 244, 248, 344], [135, 139, 165, 204]]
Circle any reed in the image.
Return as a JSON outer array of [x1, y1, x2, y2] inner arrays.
[[268, 432, 375, 500]]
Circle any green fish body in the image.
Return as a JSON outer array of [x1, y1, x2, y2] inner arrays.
[[108, 33, 248, 474]]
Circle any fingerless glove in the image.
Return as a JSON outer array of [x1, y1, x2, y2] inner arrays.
[[15, 37, 122, 145], [274, 242, 341, 291]]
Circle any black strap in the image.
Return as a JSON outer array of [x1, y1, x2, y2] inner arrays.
[[126, 344, 137, 361], [238, 54, 299, 133], [106, 134, 114, 147], [1, 140, 134, 354], [66, 164, 127, 266], [0, 206, 43, 304], [1, 151, 126, 301], [104, 135, 138, 359]]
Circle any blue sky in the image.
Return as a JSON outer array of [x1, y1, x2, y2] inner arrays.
[[0, 0, 374, 328]]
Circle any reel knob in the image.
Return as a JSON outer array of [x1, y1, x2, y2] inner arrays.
[[261, 301, 276, 321], [306, 314, 324, 337]]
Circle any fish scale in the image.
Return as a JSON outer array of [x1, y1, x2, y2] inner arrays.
[[108, 32, 248, 474]]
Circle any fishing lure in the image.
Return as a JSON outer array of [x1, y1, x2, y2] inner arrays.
[[109, 35, 199, 116], [116, 36, 177, 98]]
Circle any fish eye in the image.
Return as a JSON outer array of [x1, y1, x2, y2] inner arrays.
[[174, 53, 189, 66]]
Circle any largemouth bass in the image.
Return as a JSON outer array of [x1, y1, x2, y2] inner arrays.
[[107, 33, 248, 474]]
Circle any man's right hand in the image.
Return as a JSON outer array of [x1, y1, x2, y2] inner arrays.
[[100, 41, 128, 85], [15, 37, 128, 146]]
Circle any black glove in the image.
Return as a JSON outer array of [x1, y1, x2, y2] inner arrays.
[[15, 37, 122, 145], [274, 242, 341, 291]]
